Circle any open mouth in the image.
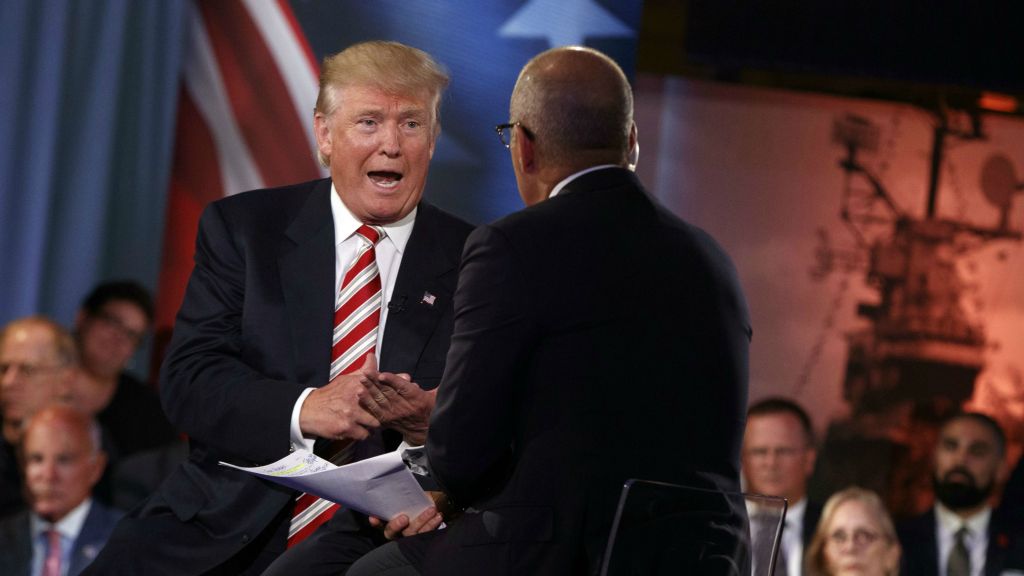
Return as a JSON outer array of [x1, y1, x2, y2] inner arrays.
[[368, 171, 403, 188]]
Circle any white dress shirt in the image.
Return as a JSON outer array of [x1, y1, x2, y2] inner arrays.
[[748, 497, 807, 576], [288, 185, 416, 451], [781, 498, 807, 576], [936, 502, 990, 576], [29, 498, 92, 576]]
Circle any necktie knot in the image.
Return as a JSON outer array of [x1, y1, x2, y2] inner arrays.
[[356, 224, 385, 246]]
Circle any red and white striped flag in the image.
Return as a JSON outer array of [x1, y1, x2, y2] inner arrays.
[[154, 0, 324, 337]]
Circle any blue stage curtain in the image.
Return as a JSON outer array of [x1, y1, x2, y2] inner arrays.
[[0, 0, 186, 325]]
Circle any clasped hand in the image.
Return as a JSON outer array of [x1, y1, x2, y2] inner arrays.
[[359, 365, 436, 446], [298, 353, 435, 445]]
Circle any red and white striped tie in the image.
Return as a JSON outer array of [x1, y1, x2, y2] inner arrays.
[[288, 224, 385, 547]]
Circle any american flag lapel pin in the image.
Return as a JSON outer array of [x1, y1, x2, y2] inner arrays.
[[420, 291, 437, 306]]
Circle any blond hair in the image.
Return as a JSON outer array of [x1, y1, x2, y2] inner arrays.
[[805, 487, 900, 576], [314, 41, 449, 166]]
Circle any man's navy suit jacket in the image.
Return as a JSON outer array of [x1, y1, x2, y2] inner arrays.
[[86, 178, 472, 574], [0, 501, 122, 576]]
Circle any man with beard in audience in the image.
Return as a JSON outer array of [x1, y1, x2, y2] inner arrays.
[[898, 412, 1024, 576]]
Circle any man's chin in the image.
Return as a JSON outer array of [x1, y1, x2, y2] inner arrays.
[[32, 503, 65, 521], [365, 201, 416, 225], [935, 480, 991, 510]]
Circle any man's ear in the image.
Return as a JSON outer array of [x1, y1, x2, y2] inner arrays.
[[514, 125, 536, 174], [804, 447, 818, 478], [627, 123, 639, 171], [997, 454, 1012, 485], [314, 113, 332, 162]]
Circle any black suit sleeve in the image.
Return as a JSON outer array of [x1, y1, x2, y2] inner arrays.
[[160, 202, 307, 464], [426, 225, 531, 505]]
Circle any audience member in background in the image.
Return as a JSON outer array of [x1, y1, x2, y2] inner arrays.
[[0, 406, 121, 576], [897, 412, 1024, 576], [743, 397, 822, 576], [805, 487, 900, 576], [73, 280, 177, 459], [0, 317, 78, 516]]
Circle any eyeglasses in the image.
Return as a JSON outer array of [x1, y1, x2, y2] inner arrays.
[[745, 446, 807, 459], [495, 121, 535, 149], [0, 361, 67, 379], [827, 528, 884, 548], [91, 311, 146, 344]]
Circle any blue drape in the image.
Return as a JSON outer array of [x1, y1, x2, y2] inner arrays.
[[0, 0, 186, 325]]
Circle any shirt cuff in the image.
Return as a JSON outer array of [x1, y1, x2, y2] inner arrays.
[[290, 387, 317, 452]]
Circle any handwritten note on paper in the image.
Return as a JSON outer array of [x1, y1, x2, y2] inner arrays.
[[221, 449, 433, 520]]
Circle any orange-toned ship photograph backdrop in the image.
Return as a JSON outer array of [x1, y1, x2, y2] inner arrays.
[[636, 75, 1024, 517]]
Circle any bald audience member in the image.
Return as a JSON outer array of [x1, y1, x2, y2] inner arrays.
[[742, 397, 821, 576], [0, 317, 78, 516], [350, 46, 751, 576], [0, 406, 121, 576]]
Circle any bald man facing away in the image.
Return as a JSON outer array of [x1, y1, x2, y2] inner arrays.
[[350, 46, 751, 576]]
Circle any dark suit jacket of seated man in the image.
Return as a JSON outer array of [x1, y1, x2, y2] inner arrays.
[[365, 46, 752, 576]]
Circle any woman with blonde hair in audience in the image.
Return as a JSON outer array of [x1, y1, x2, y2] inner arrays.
[[805, 486, 901, 576]]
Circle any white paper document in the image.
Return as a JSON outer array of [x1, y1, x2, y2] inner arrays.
[[221, 449, 433, 520]]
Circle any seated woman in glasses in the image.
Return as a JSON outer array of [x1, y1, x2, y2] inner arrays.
[[805, 487, 901, 576]]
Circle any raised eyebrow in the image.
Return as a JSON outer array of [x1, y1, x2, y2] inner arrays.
[[351, 108, 385, 120], [399, 108, 429, 120]]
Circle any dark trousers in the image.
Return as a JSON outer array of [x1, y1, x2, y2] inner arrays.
[[261, 508, 388, 576]]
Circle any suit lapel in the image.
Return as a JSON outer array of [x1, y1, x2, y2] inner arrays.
[[5, 512, 31, 575], [923, 509, 940, 576], [279, 180, 335, 387], [68, 504, 111, 575], [986, 513, 1012, 576], [379, 203, 460, 377]]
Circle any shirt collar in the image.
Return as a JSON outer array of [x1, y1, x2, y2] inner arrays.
[[30, 498, 93, 540], [936, 501, 991, 536], [549, 164, 621, 198], [786, 497, 807, 526], [330, 183, 417, 254], [746, 495, 804, 524]]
